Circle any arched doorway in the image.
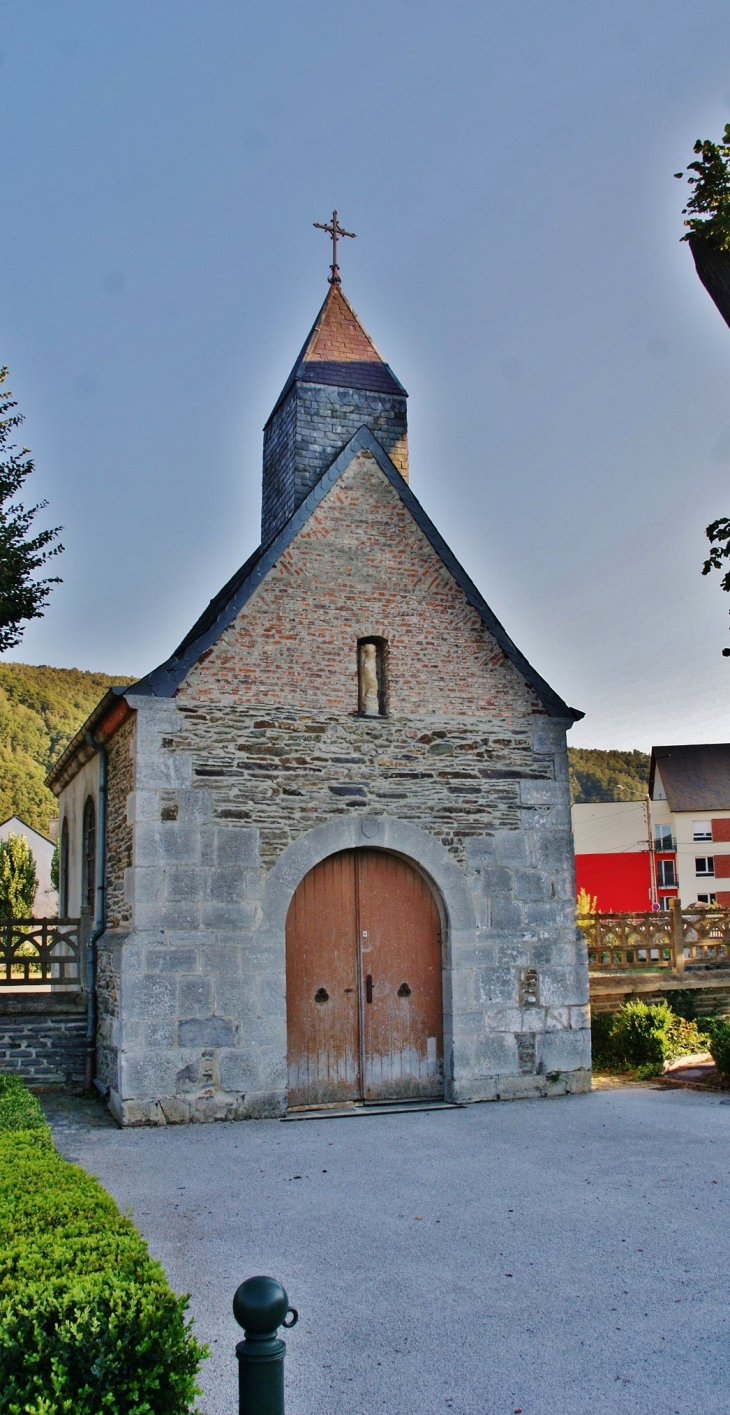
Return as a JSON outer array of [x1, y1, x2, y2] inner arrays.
[[286, 848, 443, 1107]]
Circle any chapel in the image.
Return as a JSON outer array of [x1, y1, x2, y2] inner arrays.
[[48, 232, 590, 1124]]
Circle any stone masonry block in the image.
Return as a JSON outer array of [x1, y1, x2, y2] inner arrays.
[[217, 1048, 262, 1092], [473, 1030, 518, 1074], [539, 965, 589, 1008], [530, 831, 574, 871], [177, 789, 212, 821], [488, 898, 524, 931], [144, 1020, 177, 1047], [135, 901, 202, 932], [215, 827, 260, 867], [464, 837, 496, 864], [129, 868, 164, 904], [209, 868, 247, 904], [178, 1016, 235, 1048], [202, 901, 260, 931], [199, 941, 243, 976], [135, 822, 199, 866], [475, 967, 518, 1006], [212, 976, 259, 1020], [513, 868, 550, 902], [123, 974, 177, 1020], [178, 976, 213, 1016], [165, 866, 209, 902], [145, 947, 198, 974], [520, 780, 565, 807], [537, 1027, 591, 1074], [477, 866, 513, 896], [127, 790, 161, 823], [135, 751, 193, 791], [493, 832, 529, 866]]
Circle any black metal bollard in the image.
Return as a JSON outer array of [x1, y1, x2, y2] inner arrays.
[[233, 1276, 298, 1415]]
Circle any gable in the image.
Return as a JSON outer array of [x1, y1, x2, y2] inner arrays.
[[131, 428, 580, 720], [180, 450, 542, 719]]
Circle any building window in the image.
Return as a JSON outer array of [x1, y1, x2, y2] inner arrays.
[[59, 818, 69, 917], [697, 894, 717, 905], [655, 824, 674, 850], [695, 857, 715, 877], [693, 821, 712, 841], [82, 796, 96, 912], [657, 859, 676, 887], [358, 638, 387, 717]]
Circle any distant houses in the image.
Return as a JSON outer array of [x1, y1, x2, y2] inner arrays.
[[0, 816, 58, 917], [573, 743, 730, 912]]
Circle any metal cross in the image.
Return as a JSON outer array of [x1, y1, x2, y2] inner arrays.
[[313, 209, 356, 285]]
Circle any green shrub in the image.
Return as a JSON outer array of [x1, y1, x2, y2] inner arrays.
[[0, 1074, 46, 1132], [0, 1085, 207, 1414], [709, 1020, 730, 1077], [590, 1011, 618, 1070], [591, 1002, 712, 1076]]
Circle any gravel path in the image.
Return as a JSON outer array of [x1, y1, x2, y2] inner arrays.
[[46, 1087, 730, 1415]]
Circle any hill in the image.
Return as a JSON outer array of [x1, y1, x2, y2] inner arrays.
[[0, 663, 136, 834], [568, 747, 649, 804]]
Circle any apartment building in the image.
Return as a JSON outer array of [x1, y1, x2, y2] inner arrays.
[[572, 743, 730, 911]]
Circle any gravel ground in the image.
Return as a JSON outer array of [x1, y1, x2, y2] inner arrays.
[[45, 1087, 730, 1415]]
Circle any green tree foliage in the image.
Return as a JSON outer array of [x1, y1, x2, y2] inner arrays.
[[0, 833, 37, 918], [567, 748, 649, 805], [702, 516, 730, 657], [0, 663, 135, 834], [675, 124, 730, 250], [0, 368, 63, 652]]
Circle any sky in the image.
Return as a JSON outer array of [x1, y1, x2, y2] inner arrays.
[[1, 0, 730, 751]]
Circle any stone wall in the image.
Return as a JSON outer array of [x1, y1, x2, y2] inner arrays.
[[105, 712, 135, 930], [0, 996, 86, 1085], [262, 384, 408, 543]]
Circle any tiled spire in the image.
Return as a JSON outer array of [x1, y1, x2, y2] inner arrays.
[[261, 285, 408, 545]]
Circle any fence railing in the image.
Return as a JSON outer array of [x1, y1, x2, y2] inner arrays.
[[579, 907, 730, 972], [0, 918, 85, 989]]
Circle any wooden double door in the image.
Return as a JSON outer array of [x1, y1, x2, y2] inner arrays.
[[286, 849, 444, 1107]]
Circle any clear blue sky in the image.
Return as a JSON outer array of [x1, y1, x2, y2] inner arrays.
[[2, 1, 730, 751]]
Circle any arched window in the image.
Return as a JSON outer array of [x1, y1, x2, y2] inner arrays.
[[59, 818, 69, 917], [82, 797, 96, 914]]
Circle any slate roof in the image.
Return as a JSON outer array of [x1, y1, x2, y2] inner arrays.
[[264, 285, 407, 427], [650, 743, 730, 811], [125, 426, 582, 720]]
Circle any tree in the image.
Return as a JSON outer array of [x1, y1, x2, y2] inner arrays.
[[702, 517, 730, 656], [675, 124, 730, 250], [0, 367, 63, 652], [0, 833, 38, 918]]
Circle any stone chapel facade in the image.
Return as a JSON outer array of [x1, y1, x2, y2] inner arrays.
[[48, 282, 590, 1125]]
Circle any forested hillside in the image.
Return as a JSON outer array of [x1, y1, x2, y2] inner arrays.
[[0, 661, 649, 833], [0, 664, 135, 834], [568, 747, 649, 804]]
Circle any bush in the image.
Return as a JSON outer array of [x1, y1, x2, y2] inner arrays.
[[0, 1074, 46, 1132], [0, 1080, 207, 1414], [709, 1020, 730, 1078], [591, 1001, 711, 1076]]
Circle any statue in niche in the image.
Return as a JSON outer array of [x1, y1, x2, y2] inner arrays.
[[358, 641, 380, 716]]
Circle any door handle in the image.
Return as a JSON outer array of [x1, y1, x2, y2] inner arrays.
[[366, 974, 373, 1004]]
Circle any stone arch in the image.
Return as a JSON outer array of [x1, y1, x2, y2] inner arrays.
[[258, 816, 477, 1101]]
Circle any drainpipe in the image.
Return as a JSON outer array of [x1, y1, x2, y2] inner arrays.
[[84, 730, 107, 1091]]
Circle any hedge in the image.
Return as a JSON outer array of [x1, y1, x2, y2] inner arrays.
[[0, 1076, 207, 1414]]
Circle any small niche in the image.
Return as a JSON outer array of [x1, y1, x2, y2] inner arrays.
[[358, 637, 387, 717]]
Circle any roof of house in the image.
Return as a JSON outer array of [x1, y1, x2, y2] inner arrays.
[[649, 743, 730, 811], [0, 816, 53, 845], [120, 425, 583, 720], [264, 284, 407, 427]]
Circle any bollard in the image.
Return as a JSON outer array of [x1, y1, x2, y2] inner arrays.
[[233, 1275, 298, 1415]]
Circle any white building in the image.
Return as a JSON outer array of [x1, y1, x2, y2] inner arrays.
[[650, 745, 730, 908], [0, 816, 58, 917]]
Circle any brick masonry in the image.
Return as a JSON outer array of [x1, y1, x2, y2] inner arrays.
[[87, 448, 590, 1125]]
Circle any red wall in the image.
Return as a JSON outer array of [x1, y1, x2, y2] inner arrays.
[[575, 852, 652, 913]]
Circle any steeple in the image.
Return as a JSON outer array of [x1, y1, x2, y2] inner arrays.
[[261, 284, 408, 545]]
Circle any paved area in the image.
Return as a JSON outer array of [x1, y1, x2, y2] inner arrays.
[[46, 1088, 730, 1415]]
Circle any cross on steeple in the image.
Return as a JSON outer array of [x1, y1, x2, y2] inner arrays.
[[313, 209, 356, 286]]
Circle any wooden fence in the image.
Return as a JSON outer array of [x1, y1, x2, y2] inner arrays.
[[0, 918, 85, 990], [579, 907, 730, 973]]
